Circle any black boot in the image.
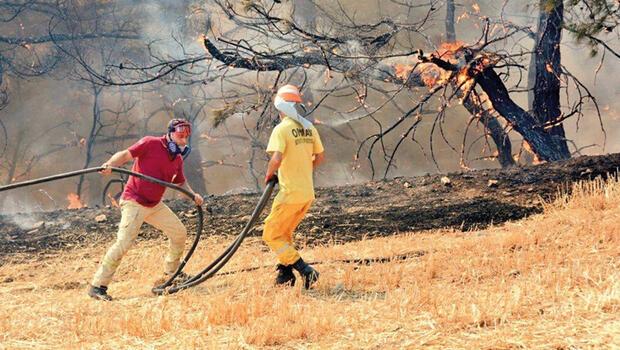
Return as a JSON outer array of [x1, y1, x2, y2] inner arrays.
[[275, 264, 296, 286], [88, 285, 113, 301], [292, 258, 319, 290]]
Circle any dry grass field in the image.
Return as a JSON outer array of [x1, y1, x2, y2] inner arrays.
[[1, 177, 620, 349]]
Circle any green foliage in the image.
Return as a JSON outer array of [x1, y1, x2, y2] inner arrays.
[[211, 103, 239, 129], [563, 0, 619, 56]]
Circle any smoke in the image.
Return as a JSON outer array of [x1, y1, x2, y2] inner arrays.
[[0, 192, 45, 229], [1, 0, 619, 212]]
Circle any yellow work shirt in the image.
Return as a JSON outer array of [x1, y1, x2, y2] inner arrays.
[[266, 117, 324, 204]]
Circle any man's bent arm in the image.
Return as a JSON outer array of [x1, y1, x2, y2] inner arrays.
[[313, 152, 325, 169], [100, 150, 133, 175], [265, 151, 283, 183]]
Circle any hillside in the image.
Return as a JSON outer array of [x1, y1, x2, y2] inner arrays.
[[0, 165, 619, 348]]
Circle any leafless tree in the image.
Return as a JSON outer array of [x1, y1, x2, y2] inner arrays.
[[35, 0, 619, 180], [0, 0, 139, 189]]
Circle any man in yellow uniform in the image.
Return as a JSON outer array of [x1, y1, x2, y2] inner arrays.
[[263, 84, 325, 289]]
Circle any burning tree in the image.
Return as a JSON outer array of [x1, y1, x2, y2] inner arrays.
[[3, 0, 617, 196]]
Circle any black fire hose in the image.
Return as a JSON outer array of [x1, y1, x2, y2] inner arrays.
[[0, 166, 204, 292], [0, 167, 278, 295], [152, 178, 276, 295]]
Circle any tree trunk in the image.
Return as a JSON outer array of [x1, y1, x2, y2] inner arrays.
[[445, 0, 514, 167], [532, 0, 570, 158], [445, 0, 456, 43], [5, 128, 24, 185], [476, 67, 569, 161], [184, 133, 208, 195], [461, 93, 515, 167], [76, 85, 102, 197]]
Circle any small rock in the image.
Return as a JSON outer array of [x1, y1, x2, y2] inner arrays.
[[462, 174, 474, 179], [440, 176, 452, 187], [183, 212, 197, 218], [32, 221, 45, 229], [527, 187, 535, 192], [502, 191, 511, 196], [310, 226, 320, 233], [319, 206, 333, 214], [488, 179, 499, 188], [94, 214, 107, 223], [403, 182, 412, 188], [507, 270, 521, 277], [580, 168, 593, 176]]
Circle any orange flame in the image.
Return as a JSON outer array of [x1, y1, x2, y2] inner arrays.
[[106, 193, 120, 208], [545, 63, 554, 73], [436, 41, 466, 59], [394, 64, 414, 80], [457, 12, 469, 23], [457, 68, 471, 86], [418, 63, 451, 88], [200, 133, 218, 143], [522, 141, 544, 165], [67, 193, 84, 209], [394, 40, 494, 89]]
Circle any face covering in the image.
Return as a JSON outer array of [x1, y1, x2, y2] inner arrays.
[[274, 96, 313, 129]]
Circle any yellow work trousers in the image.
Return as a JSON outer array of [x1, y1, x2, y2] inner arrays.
[[262, 200, 313, 265], [91, 199, 187, 287]]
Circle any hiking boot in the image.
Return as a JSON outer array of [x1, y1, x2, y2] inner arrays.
[[275, 264, 296, 287], [88, 285, 112, 301], [292, 258, 320, 290]]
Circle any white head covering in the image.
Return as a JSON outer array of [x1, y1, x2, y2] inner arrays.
[[274, 84, 313, 129], [274, 96, 313, 129]]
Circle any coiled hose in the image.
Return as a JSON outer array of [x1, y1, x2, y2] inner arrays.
[[153, 178, 276, 295], [0, 167, 276, 295]]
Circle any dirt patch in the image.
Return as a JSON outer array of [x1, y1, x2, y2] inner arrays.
[[1, 153, 619, 263]]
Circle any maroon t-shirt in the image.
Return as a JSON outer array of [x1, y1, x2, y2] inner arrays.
[[121, 136, 186, 207]]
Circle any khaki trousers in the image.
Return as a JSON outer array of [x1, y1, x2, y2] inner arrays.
[[91, 199, 187, 287], [262, 200, 313, 265]]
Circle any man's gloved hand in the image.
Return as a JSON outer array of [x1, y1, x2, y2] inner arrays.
[[193, 193, 204, 206], [99, 163, 112, 176], [264, 173, 279, 185]]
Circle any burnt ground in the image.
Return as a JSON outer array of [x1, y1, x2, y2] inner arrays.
[[1, 153, 619, 264]]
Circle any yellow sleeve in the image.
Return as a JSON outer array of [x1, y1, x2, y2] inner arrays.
[[266, 125, 286, 153], [312, 127, 324, 154]]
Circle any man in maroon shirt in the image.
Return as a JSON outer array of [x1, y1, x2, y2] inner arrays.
[[88, 119, 204, 301]]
